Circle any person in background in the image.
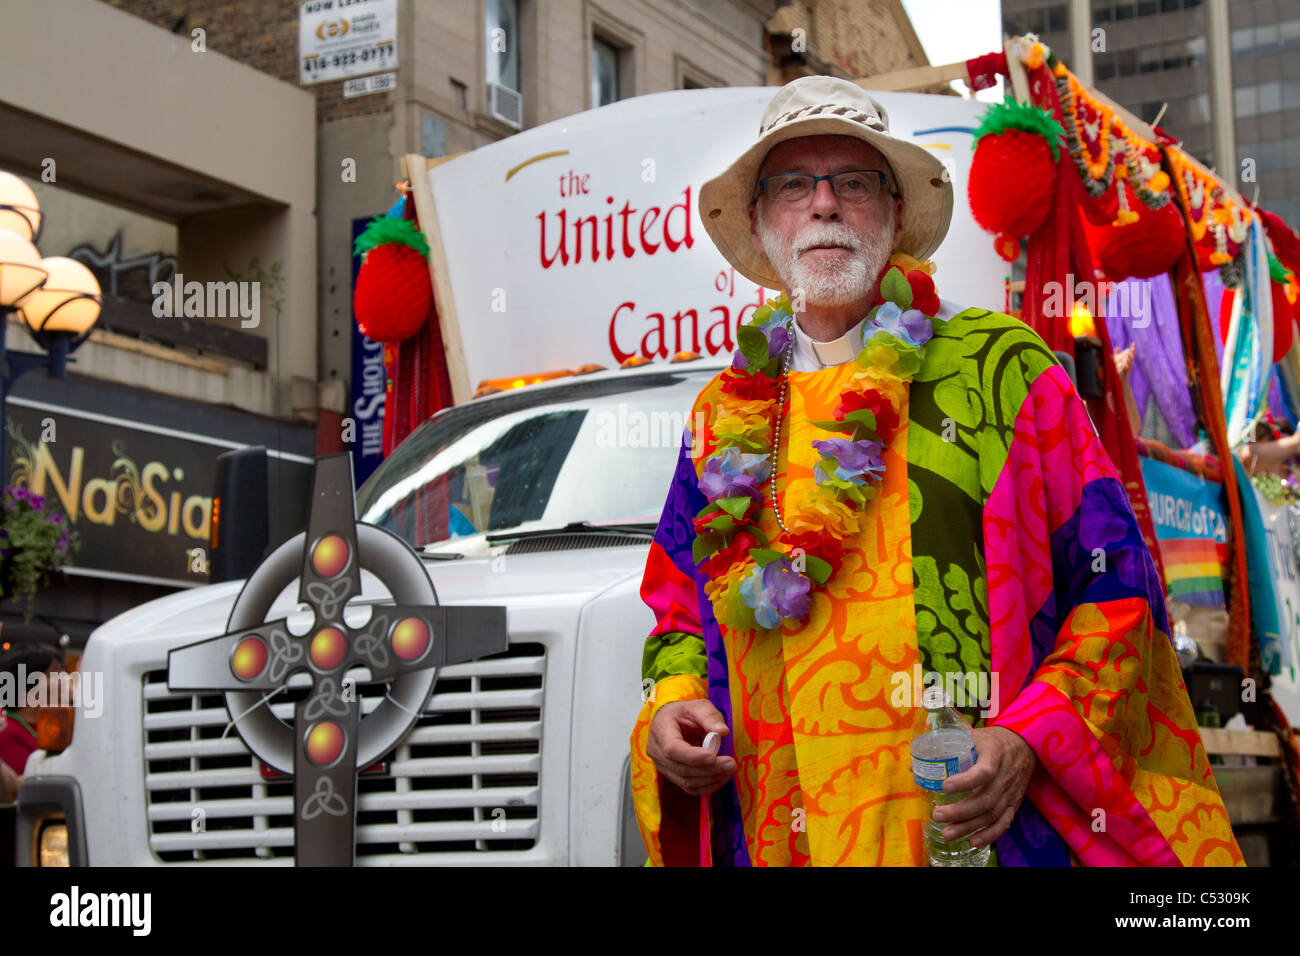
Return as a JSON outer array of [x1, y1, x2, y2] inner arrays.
[[0, 641, 65, 779], [1237, 425, 1300, 476]]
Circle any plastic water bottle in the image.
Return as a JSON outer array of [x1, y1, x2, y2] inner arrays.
[[909, 686, 990, 867]]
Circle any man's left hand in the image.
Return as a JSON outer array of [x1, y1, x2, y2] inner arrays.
[[930, 726, 1037, 848]]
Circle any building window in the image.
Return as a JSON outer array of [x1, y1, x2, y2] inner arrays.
[[1048, 3, 1068, 32], [1189, 92, 1210, 124], [1283, 20, 1300, 51], [1259, 81, 1281, 114], [485, 0, 520, 92], [592, 36, 620, 107], [1235, 85, 1257, 118]]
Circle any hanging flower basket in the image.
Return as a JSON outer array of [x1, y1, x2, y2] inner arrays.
[[0, 485, 80, 623]]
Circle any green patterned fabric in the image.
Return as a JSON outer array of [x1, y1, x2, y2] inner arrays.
[[642, 631, 708, 685], [906, 307, 1060, 727]]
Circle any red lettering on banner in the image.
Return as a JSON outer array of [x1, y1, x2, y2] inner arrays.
[[575, 214, 599, 264], [663, 187, 693, 252], [609, 301, 636, 364], [705, 306, 734, 354], [608, 292, 770, 365], [672, 309, 699, 354], [639, 207, 661, 255], [641, 313, 667, 359], [536, 186, 694, 268], [538, 209, 569, 267]]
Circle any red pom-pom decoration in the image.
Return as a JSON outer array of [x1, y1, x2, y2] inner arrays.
[[1088, 188, 1185, 282], [354, 244, 432, 342], [968, 100, 1065, 258], [352, 215, 434, 342]]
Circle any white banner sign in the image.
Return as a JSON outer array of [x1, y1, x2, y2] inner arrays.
[[426, 87, 1005, 389], [299, 0, 396, 85], [1254, 489, 1300, 726]]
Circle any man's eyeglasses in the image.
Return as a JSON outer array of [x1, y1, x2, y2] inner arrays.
[[755, 169, 895, 204]]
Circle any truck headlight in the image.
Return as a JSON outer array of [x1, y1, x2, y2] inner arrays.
[[16, 777, 86, 866], [38, 820, 69, 867]]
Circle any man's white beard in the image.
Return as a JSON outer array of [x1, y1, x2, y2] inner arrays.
[[756, 205, 896, 307]]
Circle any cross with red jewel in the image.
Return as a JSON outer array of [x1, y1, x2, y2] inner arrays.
[[167, 454, 507, 865]]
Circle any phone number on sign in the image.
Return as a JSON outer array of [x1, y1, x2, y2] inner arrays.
[[305, 46, 394, 71]]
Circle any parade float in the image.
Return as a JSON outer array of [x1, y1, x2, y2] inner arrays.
[[960, 37, 1300, 865], [354, 41, 1300, 864]]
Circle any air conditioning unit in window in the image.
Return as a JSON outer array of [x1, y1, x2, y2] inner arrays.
[[487, 82, 523, 129]]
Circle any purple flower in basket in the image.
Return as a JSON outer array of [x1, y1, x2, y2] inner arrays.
[[48, 514, 62, 524], [13, 487, 28, 501], [30, 494, 45, 510]]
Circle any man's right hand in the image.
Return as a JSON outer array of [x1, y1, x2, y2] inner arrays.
[[647, 699, 736, 796]]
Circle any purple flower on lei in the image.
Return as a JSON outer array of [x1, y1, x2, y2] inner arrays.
[[865, 301, 934, 349], [699, 446, 771, 502], [811, 437, 885, 485], [739, 557, 811, 628], [732, 307, 792, 369]]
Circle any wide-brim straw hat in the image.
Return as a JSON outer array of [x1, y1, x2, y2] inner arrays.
[[699, 75, 954, 290]]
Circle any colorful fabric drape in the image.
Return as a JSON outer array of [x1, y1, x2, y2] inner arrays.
[[631, 306, 1244, 867], [1221, 217, 1275, 448], [1104, 275, 1198, 449]]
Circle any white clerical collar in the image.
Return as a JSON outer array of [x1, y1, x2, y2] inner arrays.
[[787, 298, 966, 372], [789, 314, 867, 371]]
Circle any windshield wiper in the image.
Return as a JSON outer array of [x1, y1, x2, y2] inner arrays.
[[485, 521, 656, 543]]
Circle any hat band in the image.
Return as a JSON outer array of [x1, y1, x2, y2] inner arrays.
[[759, 102, 886, 135]]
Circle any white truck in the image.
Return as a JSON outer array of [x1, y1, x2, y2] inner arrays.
[[16, 357, 727, 865]]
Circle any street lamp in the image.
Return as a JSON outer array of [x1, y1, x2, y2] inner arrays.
[[0, 172, 102, 480]]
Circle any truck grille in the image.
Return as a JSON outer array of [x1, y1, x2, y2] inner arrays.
[[141, 642, 543, 862]]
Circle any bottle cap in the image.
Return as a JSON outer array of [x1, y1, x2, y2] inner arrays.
[[921, 685, 949, 711]]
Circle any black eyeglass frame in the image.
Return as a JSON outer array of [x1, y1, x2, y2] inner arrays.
[[753, 168, 899, 203]]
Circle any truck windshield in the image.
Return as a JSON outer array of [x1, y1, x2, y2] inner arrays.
[[355, 366, 721, 550]]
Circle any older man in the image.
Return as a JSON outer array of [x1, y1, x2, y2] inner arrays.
[[629, 75, 1243, 866]]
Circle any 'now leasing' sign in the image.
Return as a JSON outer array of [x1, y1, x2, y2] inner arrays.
[[425, 87, 1002, 390]]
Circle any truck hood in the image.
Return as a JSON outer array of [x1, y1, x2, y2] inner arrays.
[[90, 541, 653, 646]]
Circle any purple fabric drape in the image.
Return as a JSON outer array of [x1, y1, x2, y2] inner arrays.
[[1202, 270, 1226, 367], [1104, 273, 1198, 448], [1269, 367, 1294, 429]]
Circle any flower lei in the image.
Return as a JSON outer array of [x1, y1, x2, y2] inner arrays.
[[691, 256, 943, 632]]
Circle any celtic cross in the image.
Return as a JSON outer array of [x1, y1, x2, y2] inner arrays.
[[167, 454, 507, 865]]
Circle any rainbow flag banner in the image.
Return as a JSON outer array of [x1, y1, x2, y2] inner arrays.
[[1139, 457, 1229, 609]]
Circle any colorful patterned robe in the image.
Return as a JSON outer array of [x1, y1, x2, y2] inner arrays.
[[630, 306, 1244, 867]]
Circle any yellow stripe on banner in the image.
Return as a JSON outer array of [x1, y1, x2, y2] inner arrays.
[[1163, 560, 1226, 581]]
